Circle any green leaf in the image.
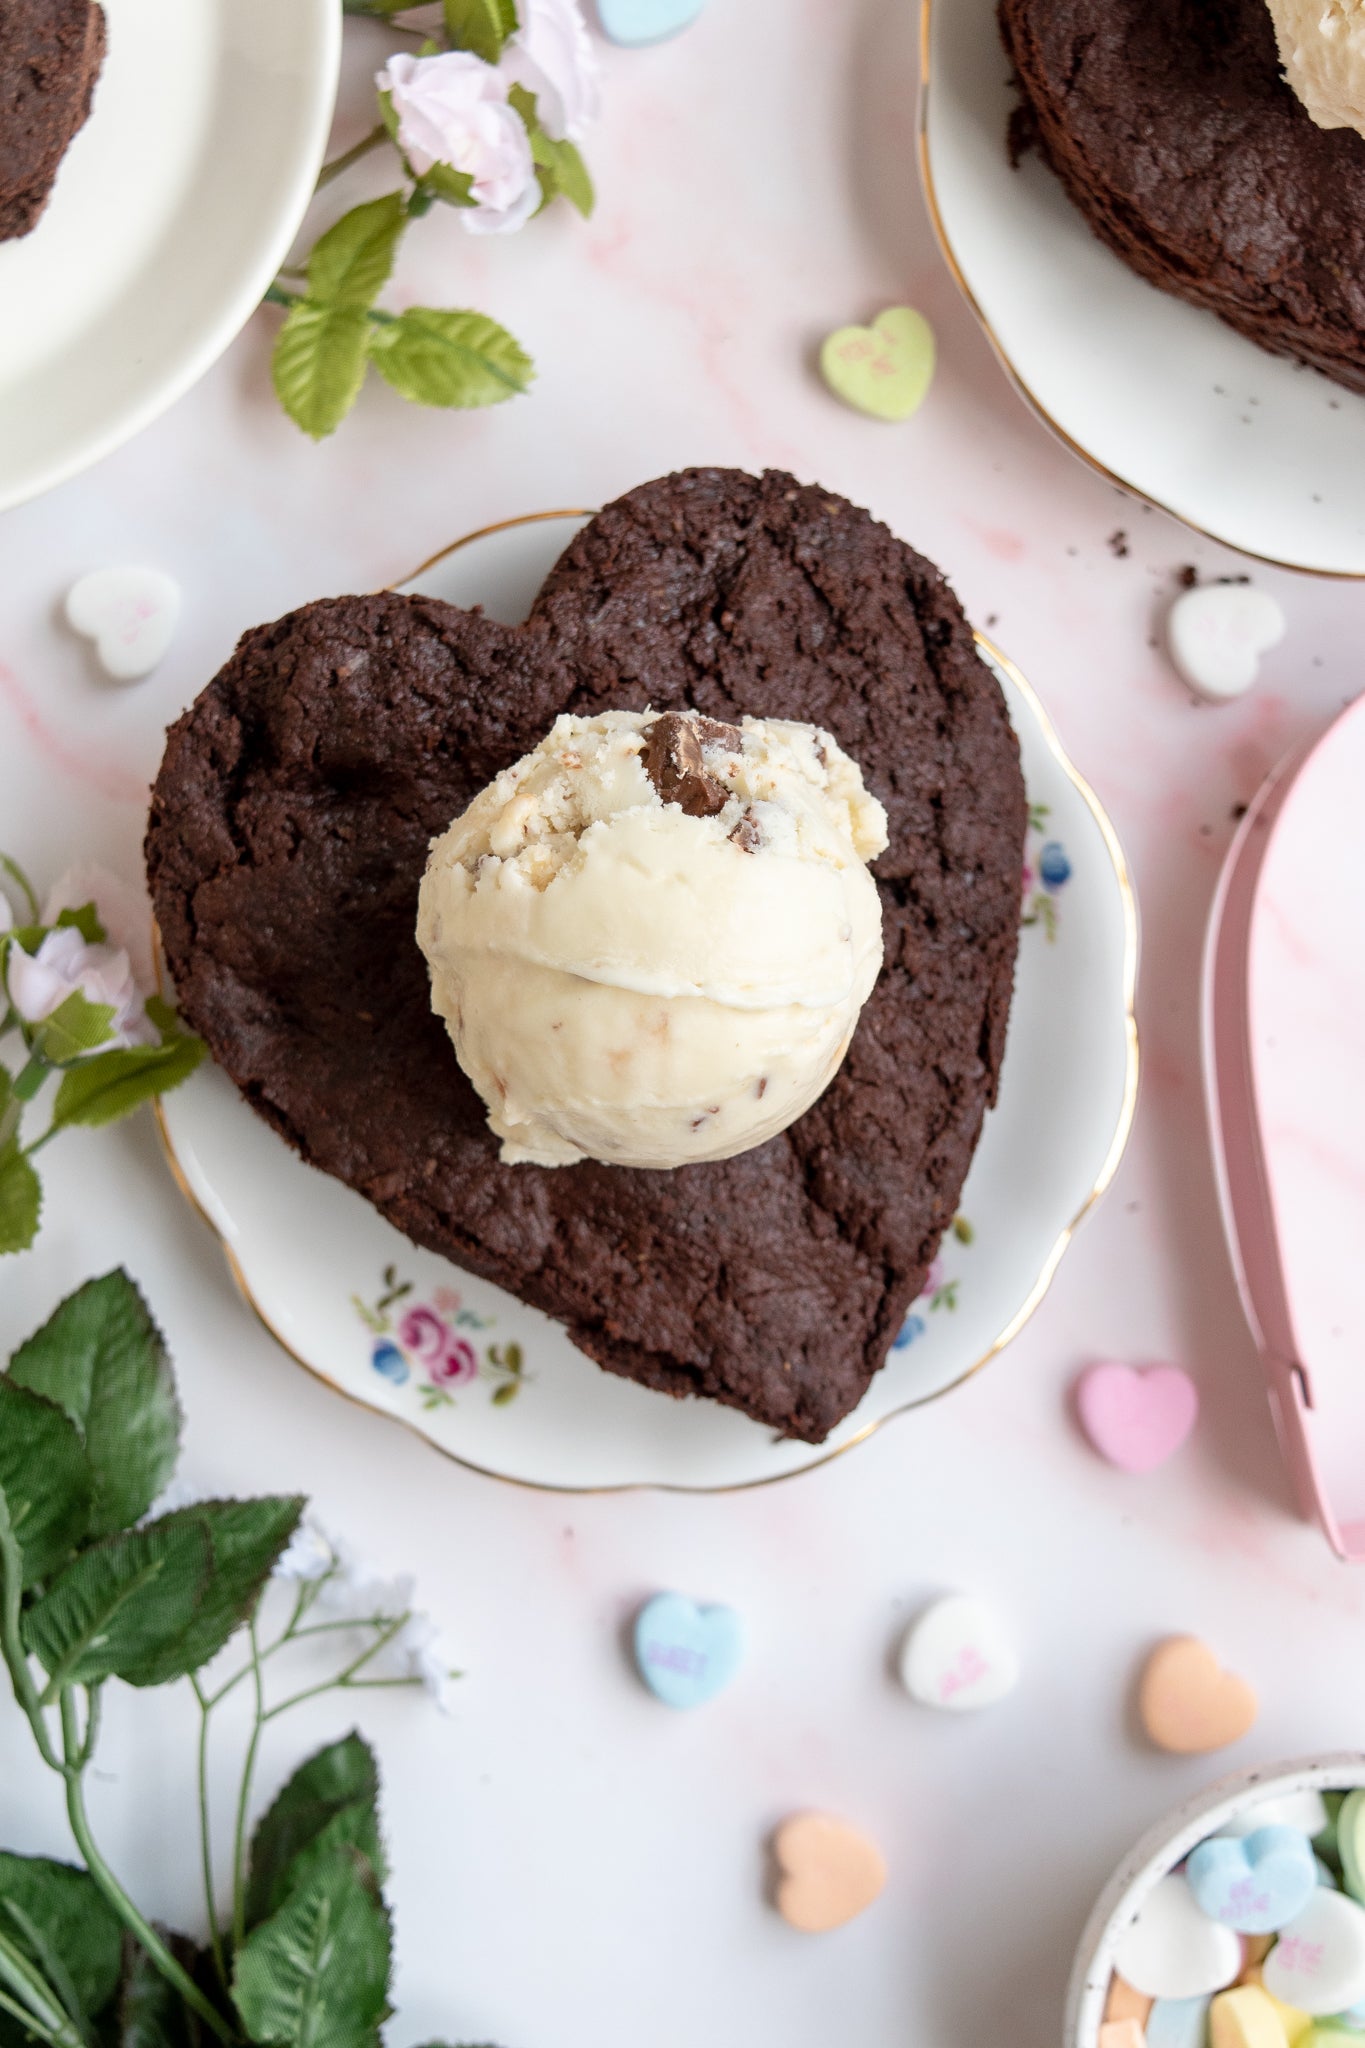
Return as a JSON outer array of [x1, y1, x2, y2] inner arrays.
[[128, 1497, 304, 1686], [51, 1032, 204, 1131], [9, 1271, 182, 1536], [0, 1381, 90, 1587], [0, 1139, 40, 1256], [51, 903, 105, 944], [531, 133, 594, 217], [273, 303, 371, 441], [232, 1853, 391, 2048], [0, 1856, 123, 2024], [367, 309, 533, 409], [247, 1736, 383, 1930], [306, 193, 407, 310], [21, 1518, 210, 1693], [442, 0, 510, 62], [418, 161, 476, 208], [28, 989, 117, 1066]]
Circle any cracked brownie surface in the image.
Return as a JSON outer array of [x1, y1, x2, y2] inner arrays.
[[999, 0, 1365, 393]]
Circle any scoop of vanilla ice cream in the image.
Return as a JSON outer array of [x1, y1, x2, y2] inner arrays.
[[1266, 0, 1365, 133], [415, 708, 888, 1169]]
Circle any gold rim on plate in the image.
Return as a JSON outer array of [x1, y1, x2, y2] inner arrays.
[[917, 0, 1365, 583], [154, 510, 1140, 1495]]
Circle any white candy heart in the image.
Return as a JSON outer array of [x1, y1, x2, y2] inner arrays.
[[1224, 1788, 1329, 1840], [66, 565, 181, 681], [1166, 583, 1285, 703], [898, 1593, 1018, 1712], [1113, 1874, 1242, 2001], [1263, 1886, 1365, 2014]]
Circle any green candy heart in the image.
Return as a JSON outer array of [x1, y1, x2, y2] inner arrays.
[[819, 306, 936, 422], [1337, 1788, 1365, 1903]]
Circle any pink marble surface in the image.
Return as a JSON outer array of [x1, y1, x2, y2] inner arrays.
[[3, 6, 1365, 2045]]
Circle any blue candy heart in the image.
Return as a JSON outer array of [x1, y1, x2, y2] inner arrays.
[[1145, 1997, 1210, 2048], [596, 0, 704, 47], [633, 1593, 744, 1708], [1186, 1825, 1318, 1934]]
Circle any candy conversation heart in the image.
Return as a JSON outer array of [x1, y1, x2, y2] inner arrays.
[[1335, 1788, 1365, 1902], [1210, 1983, 1300, 2048], [1225, 1791, 1331, 1843], [1114, 1874, 1243, 2000], [898, 1592, 1019, 1712], [1075, 1361, 1198, 1472], [1146, 1996, 1214, 2048], [820, 307, 936, 422], [596, 0, 704, 45], [1139, 1637, 1258, 1754], [1188, 1827, 1319, 1935], [1166, 583, 1286, 702], [632, 1592, 743, 1708], [1099, 2023, 1147, 2048], [771, 1813, 886, 1933], [1263, 1889, 1365, 2014], [65, 565, 181, 682]]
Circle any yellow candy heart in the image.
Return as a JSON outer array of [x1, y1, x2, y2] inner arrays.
[[1240, 1967, 1312, 2044], [1211, 1985, 1294, 2048], [819, 307, 936, 422]]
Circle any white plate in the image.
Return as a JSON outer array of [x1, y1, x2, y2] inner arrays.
[[920, 0, 1365, 576], [0, 0, 340, 513], [158, 512, 1138, 1493]]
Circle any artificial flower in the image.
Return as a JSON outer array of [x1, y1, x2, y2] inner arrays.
[[501, 0, 601, 142], [273, 1518, 336, 1583], [5, 926, 156, 1055], [44, 861, 155, 989], [378, 50, 540, 234]]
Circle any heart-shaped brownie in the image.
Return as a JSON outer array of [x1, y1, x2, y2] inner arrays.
[[146, 469, 1026, 1442]]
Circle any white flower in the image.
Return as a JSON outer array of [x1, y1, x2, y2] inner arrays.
[[391, 1611, 457, 1713], [316, 1539, 415, 1621], [273, 1519, 335, 1583], [0, 894, 12, 937], [5, 926, 156, 1055], [44, 862, 155, 991], [501, 0, 600, 143], [377, 50, 540, 235]]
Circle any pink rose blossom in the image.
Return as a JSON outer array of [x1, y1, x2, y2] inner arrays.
[[377, 50, 539, 234], [501, 0, 600, 142], [5, 925, 155, 1055], [399, 1307, 479, 1387]]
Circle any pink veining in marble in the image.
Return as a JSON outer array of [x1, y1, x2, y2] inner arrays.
[[0, 661, 148, 807]]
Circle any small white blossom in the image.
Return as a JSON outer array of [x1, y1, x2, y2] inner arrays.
[[273, 1519, 335, 1583], [44, 862, 155, 990], [378, 50, 539, 235], [6, 926, 156, 1054], [392, 1611, 457, 1713], [501, 0, 600, 143], [0, 893, 12, 936]]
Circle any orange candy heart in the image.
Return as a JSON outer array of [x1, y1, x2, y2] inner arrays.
[[1139, 1636, 1258, 1754], [772, 1812, 886, 1933]]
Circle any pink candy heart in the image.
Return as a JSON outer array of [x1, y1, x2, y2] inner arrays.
[[1075, 1362, 1198, 1473]]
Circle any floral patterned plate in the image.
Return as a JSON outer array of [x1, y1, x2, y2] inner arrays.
[[156, 513, 1138, 1492]]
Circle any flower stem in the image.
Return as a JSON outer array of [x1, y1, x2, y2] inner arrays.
[[0, 1513, 60, 1770], [20, 1121, 62, 1159], [262, 1614, 409, 1722], [315, 124, 388, 192], [263, 283, 300, 312], [58, 1694, 236, 2046], [11, 1055, 48, 1103], [230, 1621, 267, 1951], [190, 1674, 229, 1990]]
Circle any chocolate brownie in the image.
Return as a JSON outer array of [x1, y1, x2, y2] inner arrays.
[[0, 0, 106, 242], [999, 0, 1365, 394], [146, 470, 1026, 1444]]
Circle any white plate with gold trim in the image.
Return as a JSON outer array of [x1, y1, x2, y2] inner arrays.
[[157, 511, 1138, 1494], [920, 0, 1365, 576], [0, 0, 340, 512]]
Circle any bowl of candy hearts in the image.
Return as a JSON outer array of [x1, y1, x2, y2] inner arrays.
[[1067, 1755, 1365, 2047]]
